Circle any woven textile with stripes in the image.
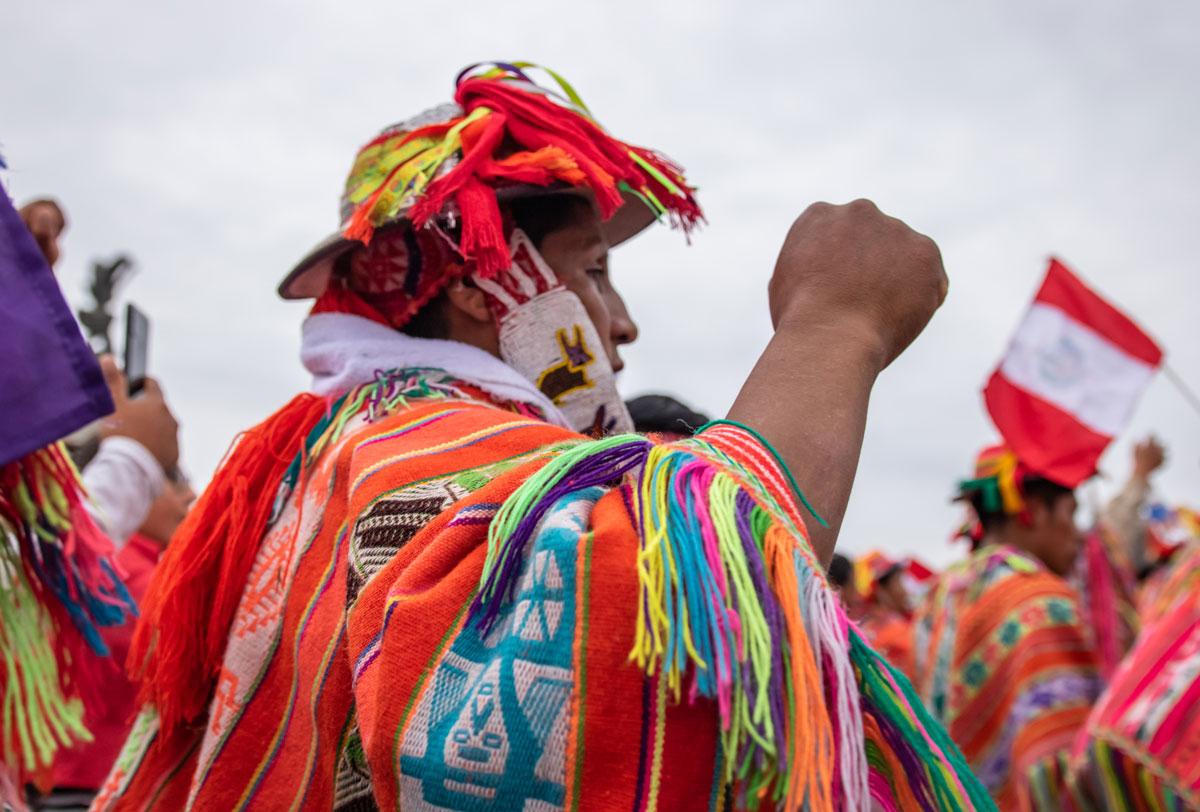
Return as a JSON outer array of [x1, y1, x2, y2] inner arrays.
[[96, 370, 989, 811]]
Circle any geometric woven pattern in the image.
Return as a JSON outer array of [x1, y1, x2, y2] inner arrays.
[[397, 488, 598, 810], [333, 712, 378, 812], [348, 480, 469, 606]]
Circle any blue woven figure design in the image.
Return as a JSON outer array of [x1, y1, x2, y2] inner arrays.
[[398, 488, 600, 811]]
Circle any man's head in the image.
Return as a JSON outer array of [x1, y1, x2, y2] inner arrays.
[[285, 63, 701, 349], [873, 565, 910, 615], [964, 469, 1080, 577], [826, 553, 860, 609], [626, 393, 711, 438], [19, 198, 66, 268], [286, 64, 702, 433]]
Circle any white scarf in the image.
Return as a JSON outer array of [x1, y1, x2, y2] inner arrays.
[[300, 312, 570, 427]]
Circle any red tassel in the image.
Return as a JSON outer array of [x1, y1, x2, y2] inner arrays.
[[311, 280, 394, 328], [458, 81, 629, 217], [456, 177, 508, 278], [408, 111, 507, 228], [128, 394, 330, 733]]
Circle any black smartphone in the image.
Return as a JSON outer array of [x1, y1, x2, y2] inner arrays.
[[124, 302, 150, 396]]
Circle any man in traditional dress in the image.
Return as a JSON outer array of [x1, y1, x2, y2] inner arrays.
[[913, 445, 1103, 810], [97, 63, 990, 811], [854, 552, 914, 675], [1067, 524, 1200, 810]]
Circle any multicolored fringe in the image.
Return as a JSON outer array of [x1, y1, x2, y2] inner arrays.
[[849, 631, 994, 811], [0, 443, 136, 771], [470, 424, 994, 810], [1074, 736, 1197, 811]]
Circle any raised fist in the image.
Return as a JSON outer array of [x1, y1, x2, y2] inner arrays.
[[1132, 436, 1166, 479], [768, 200, 948, 371]]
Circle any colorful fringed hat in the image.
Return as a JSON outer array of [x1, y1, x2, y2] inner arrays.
[[953, 444, 1036, 543], [279, 62, 703, 320], [852, 551, 903, 601]]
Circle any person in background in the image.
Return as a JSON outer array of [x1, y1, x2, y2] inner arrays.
[[1101, 436, 1166, 575], [827, 552, 856, 601], [853, 552, 914, 674], [83, 359, 180, 546], [912, 445, 1101, 811], [1134, 503, 1200, 626], [1071, 437, 1167, 680], [1068, 508, 1200, 809], [0, 182, 135, 809], [16, 194, 180, 547], [40, 476, 195, 812], [18, 198, 66, 270], [7, 188, 177, 809], [1070, 436, 1161, 676], [625, 393, 710, 438]]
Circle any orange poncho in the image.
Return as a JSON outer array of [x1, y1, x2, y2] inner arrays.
[[96, 369, 990, 811]]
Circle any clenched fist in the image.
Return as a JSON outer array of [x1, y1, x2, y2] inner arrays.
[[729, 199, 949, 560], [768, 199, 948, 371]]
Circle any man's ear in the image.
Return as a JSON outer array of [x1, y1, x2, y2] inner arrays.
[[1022, 498, 1048, 529], [444, 278, 492, 324]]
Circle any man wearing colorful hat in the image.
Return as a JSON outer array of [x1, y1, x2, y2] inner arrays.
[[853, 552, 915, 675], [912, 445, 1103, 810], [97, 63, 990, 810]]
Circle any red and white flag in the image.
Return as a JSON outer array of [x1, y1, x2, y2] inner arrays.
[[984, 258, 1163, 487]]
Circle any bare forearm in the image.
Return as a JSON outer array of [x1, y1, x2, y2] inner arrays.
[[726, 319, 884, 564]]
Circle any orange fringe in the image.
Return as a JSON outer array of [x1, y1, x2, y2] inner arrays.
[[128, 394, 330, 733], [766, 525, 834, 811]]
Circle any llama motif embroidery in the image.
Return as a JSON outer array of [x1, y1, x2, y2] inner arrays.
[[536, 326, 596, 404]]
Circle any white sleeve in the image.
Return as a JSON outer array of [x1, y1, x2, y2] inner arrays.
[[1101, 476, 1151, 572], [82, 436, 166, 547]]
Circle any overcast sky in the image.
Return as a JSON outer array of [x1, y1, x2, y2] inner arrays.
[[3, 1, 1197, 566]]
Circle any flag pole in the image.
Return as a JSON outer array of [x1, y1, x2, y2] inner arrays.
[[1163, 364, 1200, 419]]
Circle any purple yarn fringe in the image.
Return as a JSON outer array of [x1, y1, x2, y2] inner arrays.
[[469, 439, 651, 631]]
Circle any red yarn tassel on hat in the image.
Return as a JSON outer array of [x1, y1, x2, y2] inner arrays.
[[455, 177, 509, 278], [408, 111, 507, 231], [128, 393, 330, 733]]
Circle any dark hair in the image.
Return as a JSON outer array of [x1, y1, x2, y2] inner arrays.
[[342, 194, 593, 338], [405, 194, 593, 337], [827, 553, 853, 589], [506, 193, 594, 248], [877, 563, 904, 588], [966, 476, 1073, 532], [626, 394, 710, 436], [402, 290, 451, 340]]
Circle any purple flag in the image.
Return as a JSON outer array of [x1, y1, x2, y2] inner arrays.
[[0, 187, 113, 466]]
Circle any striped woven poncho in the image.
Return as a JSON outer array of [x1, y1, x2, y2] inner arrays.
[[912, 544, 1102, 810], [95, 368, 990, 811], [1067, 538, 1200, 810]]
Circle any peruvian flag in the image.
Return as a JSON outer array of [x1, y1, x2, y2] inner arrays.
[[984, 258, 1163, 487]]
